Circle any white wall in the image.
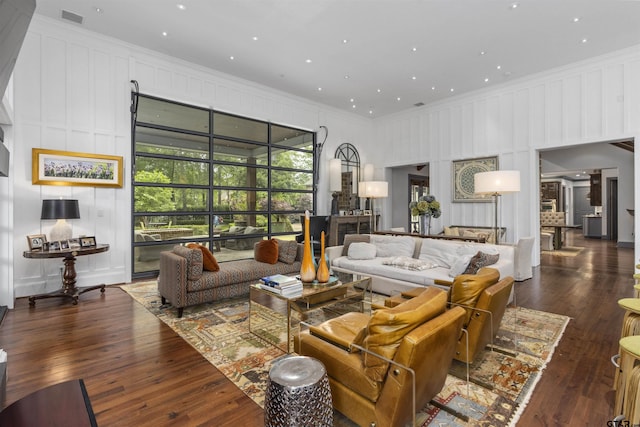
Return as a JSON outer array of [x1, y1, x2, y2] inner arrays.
[[2, 16, 372, 307], [3, 15, 640, 306], [372, 45, 640, 266]]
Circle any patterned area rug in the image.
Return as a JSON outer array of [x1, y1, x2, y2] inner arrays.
[[541, 245, 584, 257], [121, 281, 569, 426]]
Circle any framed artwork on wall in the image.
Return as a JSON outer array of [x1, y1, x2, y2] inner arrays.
[[452, 156, 498, 202], [32, 148, 124, 188]]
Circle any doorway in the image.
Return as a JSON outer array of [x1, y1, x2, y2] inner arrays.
[[408, 174, 429, 233], [607, 178, 618, 241]]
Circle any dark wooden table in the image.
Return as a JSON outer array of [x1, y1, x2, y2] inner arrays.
[[0, 379, 97, 426], [23, 244, 109, 306]]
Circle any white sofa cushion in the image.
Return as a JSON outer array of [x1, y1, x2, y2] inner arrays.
[[418, 238, 459, 267], [348, 242, 377, 260], [370, 235, 415, 258]]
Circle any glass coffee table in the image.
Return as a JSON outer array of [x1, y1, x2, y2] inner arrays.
[[249, 272, 372, 353]]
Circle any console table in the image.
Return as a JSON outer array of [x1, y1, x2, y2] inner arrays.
[[23, 244, 109, 306], [328, 215, 378, 246]]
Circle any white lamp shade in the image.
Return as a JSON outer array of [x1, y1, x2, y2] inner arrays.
[[329, 158, 342, 192], [474, 170, 521, 194], [360, 181, 388, 198]]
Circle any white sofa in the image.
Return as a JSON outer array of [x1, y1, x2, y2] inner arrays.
[[326, 234, 515, 297]]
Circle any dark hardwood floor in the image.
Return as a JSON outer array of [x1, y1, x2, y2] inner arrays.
[[0, 230, 634, 426]]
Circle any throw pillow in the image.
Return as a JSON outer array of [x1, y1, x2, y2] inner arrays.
[[254, 239, 279, 264], [444, 226, 460, 236], [347, 242, 377, 260], [382, 256, 435, 271], [342, 234, 371, 256], [448, 254, 474, 277], [186, 243, 219, 272], [463, 251, 500, 274], [275, 239, 298, 264]]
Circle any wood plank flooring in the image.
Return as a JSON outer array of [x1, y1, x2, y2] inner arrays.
[[0, 230, 634, 426]]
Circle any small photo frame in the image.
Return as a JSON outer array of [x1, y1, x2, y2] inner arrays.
[[80, 236, 96, 248], [49, 241, 61, 251], [68, 238, 81, 249], [363, 210, 372, 216], [60, 240, 70, 250], [27, 234, 47, 251]]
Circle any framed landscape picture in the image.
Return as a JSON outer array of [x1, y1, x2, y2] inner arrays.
[[452, 156, 498, 202], [32, 148, 123, 188]]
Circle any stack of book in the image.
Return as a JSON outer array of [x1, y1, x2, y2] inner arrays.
[[259, 274, 303, 297]]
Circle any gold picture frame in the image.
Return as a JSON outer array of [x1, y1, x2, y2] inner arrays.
[[452, 156, 498, 202], [32, 148, 123, 188]]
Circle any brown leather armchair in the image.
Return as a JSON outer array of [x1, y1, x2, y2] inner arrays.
[[297, 287, 466, 427], [450, 270, 514, 364], [385, 267, 514, 364]]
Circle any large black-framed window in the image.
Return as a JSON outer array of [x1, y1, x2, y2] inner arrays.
[[131, 94, 316, 277]]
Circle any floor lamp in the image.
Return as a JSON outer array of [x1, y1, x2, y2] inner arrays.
[[359, 181, 388, 232], [474, 170, 520, 244]]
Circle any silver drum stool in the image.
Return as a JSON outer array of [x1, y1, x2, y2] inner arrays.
[[264, 355, 332, 427]]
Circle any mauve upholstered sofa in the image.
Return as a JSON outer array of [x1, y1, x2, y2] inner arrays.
[[158, 241, 303, 317]]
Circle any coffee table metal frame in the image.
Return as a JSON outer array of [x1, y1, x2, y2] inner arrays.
[[249, 274, 372, 353]]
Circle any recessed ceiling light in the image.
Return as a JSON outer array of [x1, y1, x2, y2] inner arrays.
[[317, 87, 322, 91], [369, 110, 373, 115], [511, 3, 519, 9], [377, 89, 382, 93], [484, 77, 489, 82], [497, 65, 502, 70], [411, 47, 417, 52], [411, 76, 417, 80], [95, 7, 103, 13], [352, 105, 356, 109], [581, 38, 588, 43], [176, 4, 186, 11], [431, 86, 436, 91], [229, 56, 234, 60], [162, 31, 168, 37], [305, 59, 312, 63], [342, 39, 349, 44], [252, 36, 259, 41], [396, 97, 401, 101], [344, 75, 350, 79], [573, 17, 580, 23], [450, 88, 455, 92], [350, 98, 355, 102], [480, 51, 486, 55]]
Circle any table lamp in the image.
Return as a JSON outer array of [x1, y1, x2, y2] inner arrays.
[[474, 170, 520, 243], [41, 199, 80, 241]]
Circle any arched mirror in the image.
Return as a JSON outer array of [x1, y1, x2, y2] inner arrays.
[[334, 143, 361, 211]]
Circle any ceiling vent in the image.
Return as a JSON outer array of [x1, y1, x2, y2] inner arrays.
[[414, 102, 425, 107], [61, 10, 83, 25]]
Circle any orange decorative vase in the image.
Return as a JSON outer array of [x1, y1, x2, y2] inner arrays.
[[300, 211, 316, 283], [316, 231, 330, 283]]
